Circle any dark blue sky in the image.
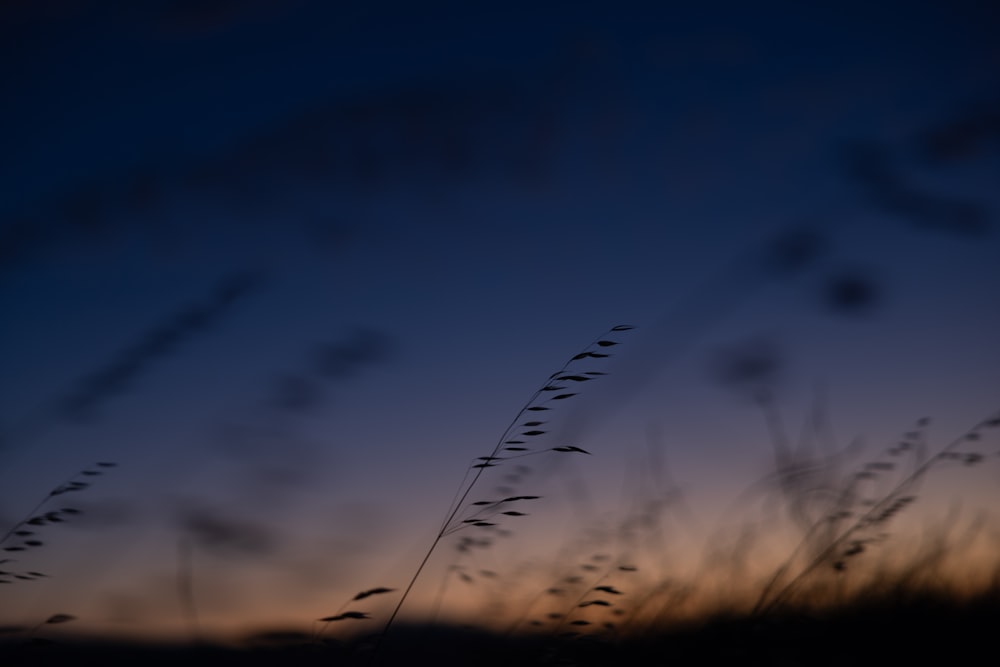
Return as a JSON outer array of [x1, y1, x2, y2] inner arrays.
[[2, 0, 998, 638]]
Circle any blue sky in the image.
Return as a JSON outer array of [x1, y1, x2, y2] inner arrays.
[[2, 0, 998, 638]]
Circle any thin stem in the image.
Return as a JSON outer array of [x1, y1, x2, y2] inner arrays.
[[368, 327, 630, 664], [176, 535, 201, 640]]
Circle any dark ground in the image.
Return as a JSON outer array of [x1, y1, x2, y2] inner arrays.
[[2, 588, 997, 666]]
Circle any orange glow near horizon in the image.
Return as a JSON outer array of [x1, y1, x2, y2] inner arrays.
[[2, 2, 999, 652], [6, 482, 998, 645]]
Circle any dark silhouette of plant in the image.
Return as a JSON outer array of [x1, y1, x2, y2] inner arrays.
[[1, 462, 117, 584], [752, 410, 1000, 616], [369, 325, 634, 663]]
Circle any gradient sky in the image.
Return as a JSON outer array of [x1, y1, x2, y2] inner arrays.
[[2, 0, 999, 640]]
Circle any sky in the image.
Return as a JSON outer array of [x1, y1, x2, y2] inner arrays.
[[2, 0, 999, 641]]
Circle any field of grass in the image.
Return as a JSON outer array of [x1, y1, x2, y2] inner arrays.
[[2, 323, 997, 666], [3, 6, 999, 665], [2, 586, 998, 666]]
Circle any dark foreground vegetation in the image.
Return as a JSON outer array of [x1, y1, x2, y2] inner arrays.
[[3, 586, 997, 667]]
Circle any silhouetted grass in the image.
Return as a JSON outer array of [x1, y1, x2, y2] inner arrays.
[[370, 325, 634, 661], [3, 321, 997, 665], [2, 581, 997, 666], [1, 462, 117, 585]]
